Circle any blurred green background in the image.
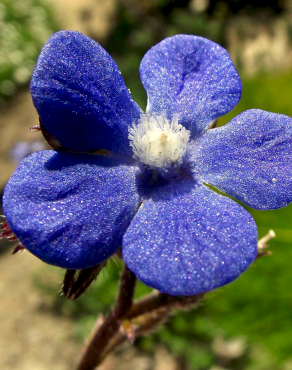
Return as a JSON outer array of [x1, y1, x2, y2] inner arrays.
[[1, 0, 292, 369]]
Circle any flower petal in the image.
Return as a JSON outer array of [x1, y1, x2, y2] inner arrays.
[[191, 109, 292, 210], [123, 181, 257, 296], [139, 35, 241, 138], [31, 31, 142, 155], [3, 151, 140, 269]]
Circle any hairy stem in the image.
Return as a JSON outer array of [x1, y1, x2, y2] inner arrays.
[[100, 310, 170, 363], [126, 292, 204, 320], [100, 292, 204, 363], [77, 265, 136, 370]]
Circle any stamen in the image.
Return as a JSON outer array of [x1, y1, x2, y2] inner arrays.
[[129, 113, 190, 173]]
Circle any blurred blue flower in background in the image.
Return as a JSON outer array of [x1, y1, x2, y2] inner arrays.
[[10, 140, 46, 164], [3, 31, 292, 295]]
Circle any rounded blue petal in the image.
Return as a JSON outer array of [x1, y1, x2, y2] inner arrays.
[[191, 109, 292, 210], [139, 35, 242, 138], [3, 151, 140, 269], [123, 181, 257, 296], [31, 31, 142, 155]]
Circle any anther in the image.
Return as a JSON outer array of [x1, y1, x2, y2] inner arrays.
[[159, 133, 168, 143]]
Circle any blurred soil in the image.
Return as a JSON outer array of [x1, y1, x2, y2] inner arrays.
[[0, 246, 179, 370], [0, 249, 82, 370]]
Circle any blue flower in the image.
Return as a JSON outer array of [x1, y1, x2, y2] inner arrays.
[[3, 31, 292, 296]]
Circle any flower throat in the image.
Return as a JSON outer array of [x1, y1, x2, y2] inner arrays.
[[129, 113, 190, 177]]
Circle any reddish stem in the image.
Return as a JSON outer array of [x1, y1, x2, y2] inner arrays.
[[76, 265, 136, 370], [126, 292, 204, 320]]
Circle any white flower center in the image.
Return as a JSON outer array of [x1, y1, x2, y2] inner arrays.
[[129, 113, 190, 170]]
